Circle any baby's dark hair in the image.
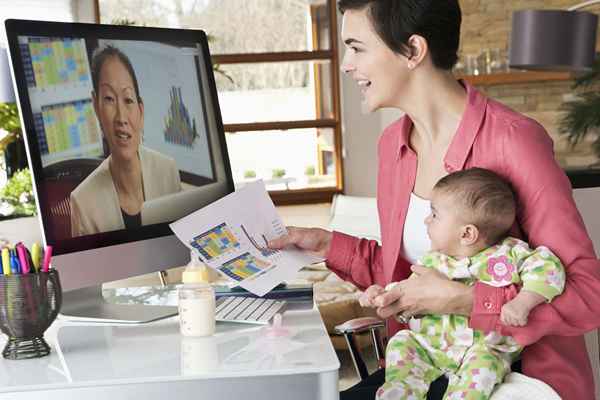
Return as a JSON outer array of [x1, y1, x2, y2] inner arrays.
[[91, 44, 142, 103], [433, 168, 516, 246]]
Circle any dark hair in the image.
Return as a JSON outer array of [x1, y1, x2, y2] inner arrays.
[[434, 168, 516, 246], [91, 45, 142, 103], [338, 0, 461, 70]]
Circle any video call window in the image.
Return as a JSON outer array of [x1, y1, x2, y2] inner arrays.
[[17, 35, 218, 240]]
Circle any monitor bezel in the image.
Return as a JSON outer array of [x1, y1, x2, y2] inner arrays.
[[5, 19, 234, 256]]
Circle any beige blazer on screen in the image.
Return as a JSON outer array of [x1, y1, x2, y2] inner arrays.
[[70, 146, 181, 237]]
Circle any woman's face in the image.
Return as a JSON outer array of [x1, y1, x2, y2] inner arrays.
[[93, 56, 144, 163], [340, 8, 410, 112]]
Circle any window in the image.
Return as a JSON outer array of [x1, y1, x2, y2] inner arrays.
[[0, 0, 97, 45], [97, 0, 343, 204]]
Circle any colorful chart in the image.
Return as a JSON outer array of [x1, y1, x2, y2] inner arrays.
[[25, 38, 89, 89], [218, 252, 271, 282], [164, 86, 198, 148], [190, 223, 240, 261], [34, 100, 101, 156]]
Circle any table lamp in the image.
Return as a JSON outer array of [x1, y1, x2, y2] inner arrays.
[[509, 1, 600, 72], [0, 47, 16, 103]]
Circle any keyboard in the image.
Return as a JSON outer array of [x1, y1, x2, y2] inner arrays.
[[216, 296, 286, 325]]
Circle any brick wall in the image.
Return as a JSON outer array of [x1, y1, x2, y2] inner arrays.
[[460, 0, 600, 169]]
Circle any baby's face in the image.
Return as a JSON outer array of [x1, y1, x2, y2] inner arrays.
[[424, 191, 464, 255]]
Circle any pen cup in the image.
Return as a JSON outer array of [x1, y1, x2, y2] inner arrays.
[[0, 270, 62, 360]]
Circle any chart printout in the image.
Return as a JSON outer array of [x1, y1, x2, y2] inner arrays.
[[170, 181, 323, 296]]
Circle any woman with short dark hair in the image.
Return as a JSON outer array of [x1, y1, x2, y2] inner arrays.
[[269, 1, 600, 399]]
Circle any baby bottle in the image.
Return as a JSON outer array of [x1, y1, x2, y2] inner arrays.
[[178, 252, 216, 337]]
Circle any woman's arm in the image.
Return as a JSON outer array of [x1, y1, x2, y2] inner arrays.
[[269, 228, 384, 290], [326, 231, 385, 291], [476, 119, 600, 345]]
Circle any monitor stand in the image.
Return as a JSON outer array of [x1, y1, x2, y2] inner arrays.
[[59, 285, 178, 324]]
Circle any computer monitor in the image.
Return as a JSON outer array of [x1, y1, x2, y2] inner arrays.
[[4, 19, 234, 322]]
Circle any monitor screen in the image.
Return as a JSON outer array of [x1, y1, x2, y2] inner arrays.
[[5, 20, 234, 294]]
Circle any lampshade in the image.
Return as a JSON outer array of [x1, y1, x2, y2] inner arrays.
[[0, 47, 16, 103], [509, 10, 598, 72]]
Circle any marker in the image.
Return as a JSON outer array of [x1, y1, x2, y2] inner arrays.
[[16, 244, 29, 274], [9, 249, 20, 275], [25, 248, 35, 274], [1, 248, 9, 275], [42, 245, 52, 273], [31, 243, 41, 272]]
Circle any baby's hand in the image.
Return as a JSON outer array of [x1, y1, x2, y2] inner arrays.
[[500, 300, 529, 327], [359, 284, 385, 308], [500, 290, 546, 327]]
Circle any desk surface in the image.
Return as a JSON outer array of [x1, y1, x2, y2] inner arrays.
[[0, 303, 339, 399]]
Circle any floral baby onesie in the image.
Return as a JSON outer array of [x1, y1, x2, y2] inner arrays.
[[377, 237, 565, 400]]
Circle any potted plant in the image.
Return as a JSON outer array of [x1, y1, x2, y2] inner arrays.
[[271, 168, 286, 179], [0, 168, 36, 219], [1, 102, 34, 220], [558, 57, 600, 167]]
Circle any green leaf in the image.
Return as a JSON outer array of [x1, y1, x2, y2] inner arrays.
[[572, 56, 600, 89], [559, 92, 600, 146], [0, 103, 21, 134], [1, 168, 36, 217]]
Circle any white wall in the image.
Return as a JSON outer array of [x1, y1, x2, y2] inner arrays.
[[338, 71, 380, 196], [73, 0, 98, 23], [339, 78, 404, 197], [573, 187, 600, 400]]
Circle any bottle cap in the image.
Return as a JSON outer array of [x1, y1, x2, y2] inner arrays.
[[182, 266, 210, 284], [182, 251, 210, 284]]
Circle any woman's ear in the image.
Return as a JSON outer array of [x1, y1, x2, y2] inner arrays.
[[460, 224, 479, 246], [406, 34, 428, 69]]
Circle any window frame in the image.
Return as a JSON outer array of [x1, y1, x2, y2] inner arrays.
[[95, 0, 343, 205]]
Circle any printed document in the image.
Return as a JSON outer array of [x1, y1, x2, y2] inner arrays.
[[170, 181, 323, 296]]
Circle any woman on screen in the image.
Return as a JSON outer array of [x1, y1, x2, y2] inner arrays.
[[70, 45, 182, 237]]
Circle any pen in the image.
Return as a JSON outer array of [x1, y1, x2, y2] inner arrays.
[[31, 242, 41, 272], [42, 245, 52, 273], [25, 248, 35, 274], [16, 244, 29, 274], [10, 249, 20, 275], [1, 248, 9, 275]]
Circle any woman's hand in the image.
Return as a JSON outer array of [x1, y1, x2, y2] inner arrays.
[[374, 265, 474, 319], [267, 226, 333, 258]]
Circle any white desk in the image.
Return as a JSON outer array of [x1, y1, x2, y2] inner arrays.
[[0, 304, 340, 399]]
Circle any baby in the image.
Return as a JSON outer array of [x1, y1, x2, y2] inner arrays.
[[362, 167, 565, 400]]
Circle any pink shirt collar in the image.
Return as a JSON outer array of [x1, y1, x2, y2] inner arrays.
[[395, 80, 488, 172]]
